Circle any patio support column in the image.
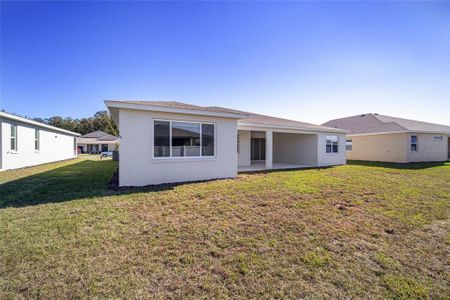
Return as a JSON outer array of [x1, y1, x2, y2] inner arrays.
[[265, 130, 273, 169]]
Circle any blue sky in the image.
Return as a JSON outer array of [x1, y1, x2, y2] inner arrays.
[[1, 1, 449, 125]]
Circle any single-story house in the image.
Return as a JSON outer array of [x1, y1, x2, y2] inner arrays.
[[105, 100, 346, 186], [323, 113, 450, 163], [0, 111, 79, 170], [77, 131, 119, 154]]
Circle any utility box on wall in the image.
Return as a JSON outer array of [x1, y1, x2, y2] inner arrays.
[[112, 150, 119, 161]]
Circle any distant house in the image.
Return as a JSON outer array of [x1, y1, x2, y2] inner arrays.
[[105, 100, 346, 186], [77, 131, 119, 154], [0, 111, 79, 170], [323, 114, 450, 163]]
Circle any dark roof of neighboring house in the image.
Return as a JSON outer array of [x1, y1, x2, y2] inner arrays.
[[323, 113, 450, 135], [105, 100, 345, 133], [81, 131, 118, 141]]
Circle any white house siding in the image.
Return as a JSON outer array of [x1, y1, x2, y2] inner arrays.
[[273, 132, 318, 165], [407, 133, 448, 162], [317, 133, 346, 166], [0, 118, 77, 170], [118, 109, 238, 186]]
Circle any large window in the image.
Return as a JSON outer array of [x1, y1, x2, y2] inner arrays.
[[326, 136, 339, 153], [154, 121, 170, 157], [10, 124, 17, 151], [346, 139, 352, 151], [172, 122, 200, 157], [202, 124, 215, 156], [410, 135, 418, 152], [35, 129, 40, 151], [154, 120, 215, 158]]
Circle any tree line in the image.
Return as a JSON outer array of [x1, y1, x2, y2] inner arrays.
[[32, 111, 118, 136]]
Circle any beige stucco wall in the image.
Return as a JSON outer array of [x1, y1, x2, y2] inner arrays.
[[407, 133, 448, 162], [118, 109, 238, 186], [273, 132, 318, 165], [347, 133, 449, 163], [347, 133, 408, 163]]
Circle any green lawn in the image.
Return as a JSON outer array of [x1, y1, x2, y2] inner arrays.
[[0, 157, 449, 299]]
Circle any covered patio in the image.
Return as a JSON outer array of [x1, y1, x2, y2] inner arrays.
[[237, 128, 319, 172]]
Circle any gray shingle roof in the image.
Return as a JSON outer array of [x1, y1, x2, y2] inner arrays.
[[323, 114, 450, 135], [81, 131, 108, 138], [81, 131, 118, 141]]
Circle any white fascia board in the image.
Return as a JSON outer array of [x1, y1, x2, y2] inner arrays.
[[104, 101, 249, 119], [238, 122, 347, 134], [77, 140, 118, 144], [0, 112, 80, 136], [348, 130, 450, 137]]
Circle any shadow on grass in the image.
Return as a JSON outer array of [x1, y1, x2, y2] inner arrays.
[[0, 160, 221, 209], [0, 160, 119, 208], [347, 160, 448, 170], [5, 158, 445, 209], [238, 165, 335, 175]]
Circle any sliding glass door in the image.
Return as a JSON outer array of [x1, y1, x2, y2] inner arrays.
[[251, 138, 266, 161]]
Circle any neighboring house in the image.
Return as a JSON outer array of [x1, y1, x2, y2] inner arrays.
[[0, 111, 79, 170], [323, 113, 450, 163], [105, 100, 346, 186], [77, 131, 119, 154]]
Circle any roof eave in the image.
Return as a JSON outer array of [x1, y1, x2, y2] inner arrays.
[[105, 100, 249, 119], [238, 121, 348, 134], [0, 112, 81, 136], [348, 130, 450, 137]]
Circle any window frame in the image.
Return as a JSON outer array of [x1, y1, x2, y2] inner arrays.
[[35, 129, 40, 151], [345, 139, 352, 151], [152, 119, 216, 159], [410, 135, 418, 152], [325, 135, 339, 154], [10, 124, 18, 152], [237, 133, 240, 153]]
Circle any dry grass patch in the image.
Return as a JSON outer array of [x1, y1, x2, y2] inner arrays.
[[0, 159, 449, 298]]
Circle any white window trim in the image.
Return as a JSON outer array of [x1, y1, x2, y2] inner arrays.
[[346, 139, 353, 151], [237, 133, 240, 154], [10, 124, 18, 153], [410, 135, 418, 152], [152, 119, 217, 160], [325, 135, 339, 154], [35, 129, 40, 152]]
